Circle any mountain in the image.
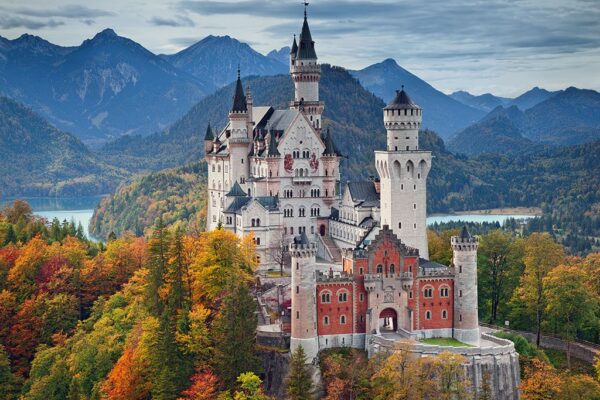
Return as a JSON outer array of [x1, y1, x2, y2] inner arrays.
[[509, 87, 557, 110], [448, 87, 600, 154], [267, 46, 291, 66], [162, 35, 288, 89], [0, 30, 210, 147], [0, 97, 128, 197], [450, 91, 510, 112], [100, 64, 387, 179], [350, 59, 485, 139]]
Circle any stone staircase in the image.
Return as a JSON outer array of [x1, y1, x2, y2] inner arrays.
[[320, 235, 342, 263]]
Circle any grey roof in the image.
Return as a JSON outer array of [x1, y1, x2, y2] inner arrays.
[[267, 131, 280, 156], [204, 123, 214, 141], [347, 181, 380, 207], [330, 207, 339, 220], [232, 70, 247, 112], [322, 128, 341, 156], [460, 225, 472, 240], [224, 197, 251, 213], [358, 217, 376, 229], [255, 196, 279, 210], [296, 15, 317, 60], [260, 109, 298, 132], [419, 258, 448, 269], [290, 35, 298, 55], [226, 182, 247, 197], [384, 88, 420, 110]]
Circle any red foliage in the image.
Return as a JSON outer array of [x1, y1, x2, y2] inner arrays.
[[7, 298, 43, 377], [178, 369, 220, 400]]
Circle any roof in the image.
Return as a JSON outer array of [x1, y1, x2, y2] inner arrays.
[[267, 131, 280, 156], [224, 197, 251, 213], [384, 88, 420, 110], [294, 232, 310, 245], [322, 128, 342, 156], [226, 182, 247, 197], [290, 35, 298, 55], [255, 196, 279, 210], [347, 181, 380, 207], [204, 123, 214, 141], [459, 225, 473, 240], [258, 109, 298, 132], [358, 217, 376, 229], [419, 258, 448, 269], [296, 14, 317, 60], [231, 70, 247, 112]]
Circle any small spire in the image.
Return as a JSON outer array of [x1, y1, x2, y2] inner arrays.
[[204, 122, 214, 141], [231, 67, 247, 113], [237, 64, 240, 79]]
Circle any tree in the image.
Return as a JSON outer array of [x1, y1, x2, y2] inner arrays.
[[212, 283, 260, 388], [102, 347, 150, 400], [2, 200, 33, 224], [511, 233, 564, 346], [232, 372, 270, 400], [267, 231, 290, 277], [427, 229, 458, 266], [321, 349, 370, 400], [543, 265, 599, 368], [520, 358, 563, 400], [430, 352, 472, 400], [286, 345, 313, 400], [177, 369, 220, 400], [560, 374, 600, 400], [478, 230, 523, 323], [0, 345, 17, 400], [146, 217, 171, 316]]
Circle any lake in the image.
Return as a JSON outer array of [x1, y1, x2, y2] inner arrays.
[[1, 197, 538, 240]]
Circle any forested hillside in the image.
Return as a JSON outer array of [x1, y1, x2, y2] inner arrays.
[[0, 97, 129, 197]]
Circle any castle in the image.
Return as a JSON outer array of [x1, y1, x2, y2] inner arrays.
[[206, 10, 520, 398]]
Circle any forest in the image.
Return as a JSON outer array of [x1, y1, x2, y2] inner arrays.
[[2, 200, 600, 399]]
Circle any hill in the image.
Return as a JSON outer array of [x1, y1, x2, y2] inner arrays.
[[89, 161, 207, 239], [510, 87, 557, 110], [448, 87, 600, 154], [161, 35, 288, 89], [267, 46, 291, 66], [0, 30, 209, 147], [450, 91, 510, 112], [350, 58, 485, 139], [0, 97, 128, 197], [100, 64, 388, 179]]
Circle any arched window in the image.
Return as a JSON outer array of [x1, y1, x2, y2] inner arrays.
[[256, 218, 260, 227], [390, 264, 395, 274], [251, 219, 255, 227], [440, 286, 449, 297], [376, 265, 383, 274], [423, 286, 433, 298], [338, 290, 348, 302], [340, 315, 346, 324], [442, 310, 448, 319], [425, 311, 431, 320], [323, 316, 330, 325], [321, 291, 331, 303]]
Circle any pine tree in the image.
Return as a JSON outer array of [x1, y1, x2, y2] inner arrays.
[[0, 345, 17, 400], [286, 345, 313, 400], [4, 224, 16, 245], [212, 282, 260, 388], [146, 217, 171, 316]]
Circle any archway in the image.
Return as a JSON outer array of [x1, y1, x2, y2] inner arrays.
[[319, 224, 326, 236], [379, 308, 397, 333]]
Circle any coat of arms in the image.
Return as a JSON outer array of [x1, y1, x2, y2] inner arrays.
[[284, 154, 294, 172], [309, 153, 319, 171]]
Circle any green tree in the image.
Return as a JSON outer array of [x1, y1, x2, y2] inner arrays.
[[286, 345, 313, 400], [212, 283, 260, 388], [544, 265, 599, 368], [0, 345, 18, 400], [146, 217, 171, 316], [232, 372, 269, 400]]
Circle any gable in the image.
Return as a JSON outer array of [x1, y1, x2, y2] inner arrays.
[[278, 113, 325, 156]]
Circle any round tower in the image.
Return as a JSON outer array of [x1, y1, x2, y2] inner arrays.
[[228, 68, 250, 190], [451, 226, 480, 345], [375, 88, 431, 259], [290, 233, 319, 362]]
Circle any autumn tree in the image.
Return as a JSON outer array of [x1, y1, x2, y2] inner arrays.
[[427, 229, 458, 266], [230, 372, 270, 400], [543, 265, 599, 368], [520, 358, 563, 400], [560, 374, 600, 399], [321, 349, 371, 400], [430, 352, 472, 400], [478, 230, 523, 323], [511, 233, 564, 346], [102, 347, 150, 400], [286, 345, 313, 400], [177, 369, 220, 400], [0, 345, 18, 400], [212, 282, 260, 389]]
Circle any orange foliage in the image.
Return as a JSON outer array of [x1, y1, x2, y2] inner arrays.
[[177, 369, 220, 400], [520, 358, 563, 400], [102, 347, 150, 400]]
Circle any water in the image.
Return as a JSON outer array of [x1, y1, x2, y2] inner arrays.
[[427, 214, 536, 226], [0, 196, 105, 240]]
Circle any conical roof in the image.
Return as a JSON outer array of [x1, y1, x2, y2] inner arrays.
[[226, 182, 247, 197], [204, 122, 214, 141], [460, 226, 472, 240], [296, 14, 317, 60], [290, 35, 298, 55], [384, 87, 420, 110], [231, 68, 247, 112], [322, 128, 341, 156]]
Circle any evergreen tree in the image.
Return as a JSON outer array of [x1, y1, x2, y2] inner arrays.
[[168, 228, 188, 312], [75, 223, 85, 241], [146, 217, 171, 316], [286, 345, 313, 400], [0, 345, 17, 400], [212, 282, 260, 388], [4, 224, 16, 245]]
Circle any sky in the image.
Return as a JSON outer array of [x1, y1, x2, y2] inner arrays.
[[0, 0, 599, 97]]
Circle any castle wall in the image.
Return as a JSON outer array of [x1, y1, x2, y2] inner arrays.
[[415, 277, 454, 332], [316, 282, 354, 336]]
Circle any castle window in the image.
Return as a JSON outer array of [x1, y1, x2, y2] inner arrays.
[[401, 184, 404, 190], [399, 222, 402, 229], [414, 203, 417, 209], [423, 286, 433, 298], [459, 314, 462, 322], [321, 292, 331, 303], [212, 164, 215, 172], [409, 265, 412, 273], [376, 265, 383, 274], [299, 207, 306, 217], [256, 238, 260, 245], [324, 316, 330, 325], [459, 290, 463, 297], [418, 173, 421, 179], [425, 311, 431, 320], [296, 262, 299, 270], [290, 227, 294, 234], [212, 215, 216, 222], [440, 286, 449, 297], [340, 315, 346, 324], [390, 264, 395, 274], [251, 219, 255, 227], [359, 267, 364, 275], [296, 286, 299, 294], [338, 290, 348, 302], [409, 291, 413, 299], [406, 146, 409, 151], [459, 265, 462, 273], [297, 311, 300, 319], [442, 310, 448, 319], [360, 293, 364, 301], [241, 158, 244, 164], [414, 223, 417, 229], [256, 218, 260, 227]]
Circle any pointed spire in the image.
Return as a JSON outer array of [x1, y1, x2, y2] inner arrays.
[[385, 87, 419, 110], [290, 34, 298, 55], [296, 5, 317, 60], [231, 66, 247, 112], [460, 225, 472, 240], [267, 130, 280, 156], [204, 122, 214, 141], [323, 128, 340, 156], [226, 181, 247, 197]]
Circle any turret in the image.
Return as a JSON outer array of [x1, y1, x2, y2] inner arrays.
[[383, 86, 422, 152], [289, 35, 298, 71], [229, 67, 249, 138], [228, 67, 250, 188], [204, 122, 214, 154], [290, 232, 319, 362], [451, 226, 480, 345]]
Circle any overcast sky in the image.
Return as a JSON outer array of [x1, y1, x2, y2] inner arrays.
[[1, 0, 598, 97]]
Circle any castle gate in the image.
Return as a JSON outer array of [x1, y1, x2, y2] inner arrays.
[[379, 308, 397, 332]]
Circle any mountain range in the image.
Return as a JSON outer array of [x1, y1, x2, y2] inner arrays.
[[450, 87, 557, 112]]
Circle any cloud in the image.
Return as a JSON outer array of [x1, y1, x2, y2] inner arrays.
[[169, 36, 202, 47], [149, 15, 195, 27], [7, 5, 115, 19], [0, 15, 64, 30]]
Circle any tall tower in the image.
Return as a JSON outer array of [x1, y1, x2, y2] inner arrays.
[[290, 233, 319, 362], [228, 68, 251, 191], [451, 226, 480, 345], [375, 88, 431, 258], [289, 6, 324, 132]]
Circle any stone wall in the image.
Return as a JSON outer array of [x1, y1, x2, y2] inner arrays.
[[259, 350, 290, 399]]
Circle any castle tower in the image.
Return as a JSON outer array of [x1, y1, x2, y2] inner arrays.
[[204, 122, 214, 155], [289, 6, 324, 132], [374, 88, 431, 258], [451, 226, 480, 345], [228, 68, 251, 190], [290, 232, 319, 362]]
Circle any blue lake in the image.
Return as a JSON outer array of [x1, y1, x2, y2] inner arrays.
[[426, 214, 537, 226]]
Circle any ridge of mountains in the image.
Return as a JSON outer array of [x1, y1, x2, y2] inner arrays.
[[450, 87, 557, 113]]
